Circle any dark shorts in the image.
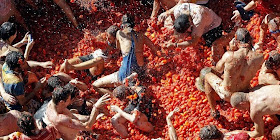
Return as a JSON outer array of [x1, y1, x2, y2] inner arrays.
[[79, 54, 101, 81], [202, 24, 223, 47]]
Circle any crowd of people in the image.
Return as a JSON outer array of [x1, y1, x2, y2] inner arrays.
[[0, 0, 279, 139]]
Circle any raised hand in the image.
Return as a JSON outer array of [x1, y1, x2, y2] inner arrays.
[[95, 93, 111, 109]]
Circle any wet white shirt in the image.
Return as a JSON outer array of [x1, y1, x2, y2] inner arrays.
[[174, 3, 222, 37]]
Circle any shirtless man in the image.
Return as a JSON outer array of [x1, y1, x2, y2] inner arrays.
[[230, 85, 280, 138], [0, 110, 22, 136], [203, 28, 264, 118], [150, 0, 209, 19], [199, 124, 250, 139], [258, 51, 280, 85], [1, 112, 60, 140], [0, 0, 27, 30], [45, 87, 110, 140], [111, 85, 153, 138], [254, 16, 280, 50], [160, 3, 231, 64], [92, 14, 159, 95], [59, 25, 120, 79]]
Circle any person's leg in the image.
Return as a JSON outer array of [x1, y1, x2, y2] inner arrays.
[[135, 113, 153, 133], [92, 72, 121, 95], [204, 72, 222, 118], [53, 0, 78, 28], [111, 113, 129, 138]]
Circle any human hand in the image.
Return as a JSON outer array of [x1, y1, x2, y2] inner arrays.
[[35, 77, 47, 90], [26, 35, 35, 50], [158, 11, 170, 23], [42, 61, 53, 69], [94, 93, 111, 109], [59, 59, 73, 72], [253, 42, 263, 51], [110, 105, 121, 113], [20, 32, 29, 45], [167, 107, 179, 120], [69, 78, 79, 85], [231, 10, 241, 22], [2, 91, 17, 105], [165, 42, 176, 50]]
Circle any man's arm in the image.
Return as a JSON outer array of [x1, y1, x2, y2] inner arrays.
[[58, 94, 110, 131], [26, 61, 53, 69], [151, 0, 161, 19], [12, 33, 29, 48], [176, 35, 200, 48], [214, 51, 232, 73], [143, 34, 160, 56], [54, 72, 88, 91], [167, 107, 179, 140], [111, 105, 139, 123]]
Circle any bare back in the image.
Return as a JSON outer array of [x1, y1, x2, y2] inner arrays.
[[0, 110, 21, 136], [249, 85, 280, 116], [222, 48, 264, 92], [116, 29, 145, 66]]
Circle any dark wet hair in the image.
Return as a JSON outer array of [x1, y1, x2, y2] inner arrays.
[[121, 14, 135, 28], [106, 25, 119, 37], [52, 87, 71, 105], [5, 51, 24, 70], [174, 14, 190, 33], [17, 112, 36, 136], [64, 83, 78, 99], [230, 92, 248, 108], [235, 28, 251, 44], [46, 76, 62, 92], [113, 85, 131, 100], [199, 125, 223, 139], [265, 52, 280, 70], [0, 22, 17, 41]]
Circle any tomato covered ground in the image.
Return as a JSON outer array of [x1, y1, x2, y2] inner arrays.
[[15, 0, 279, 139]]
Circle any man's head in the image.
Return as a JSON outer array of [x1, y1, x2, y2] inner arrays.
[[265, 52, 280, 70], [0, 22, 17, 42], [46, 76, 62, 92], [199, 125, 223, 140], [230, 92, 249, 110], [106, 25, 119, 46], [113, 85, 131, 102], [174, 14, 191, 34], [121, 14, 135, 28], [64, 83, 78, 99], [268, 17, 280, 39], [235, 28, 251, 46], [52, 87, 72, 106], [17, 112, 39, 136], [5, 51, 25, 71]]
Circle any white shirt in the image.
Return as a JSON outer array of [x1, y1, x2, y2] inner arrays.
[[174, 3, 222, 37]]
